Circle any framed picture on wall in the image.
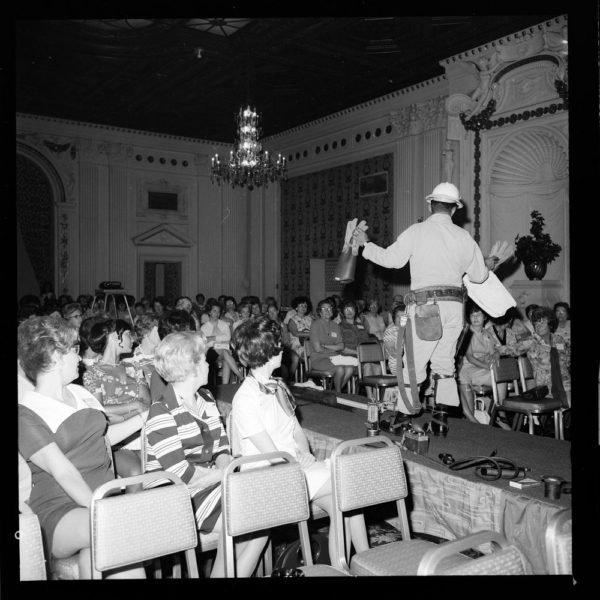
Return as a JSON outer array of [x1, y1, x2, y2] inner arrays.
[[359, 171, 388, 197]]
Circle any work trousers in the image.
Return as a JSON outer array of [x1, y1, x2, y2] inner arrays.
[[400, 300, 463, 408]]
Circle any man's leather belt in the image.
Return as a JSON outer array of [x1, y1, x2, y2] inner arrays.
[[406, 287, 464, 304]]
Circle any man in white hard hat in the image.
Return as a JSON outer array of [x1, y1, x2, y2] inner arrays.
[[353, 182, 497, 429]]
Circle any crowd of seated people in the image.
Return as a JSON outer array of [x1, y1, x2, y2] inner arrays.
[[17, 285, 574, 578]]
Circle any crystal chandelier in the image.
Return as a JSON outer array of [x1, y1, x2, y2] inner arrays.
[[210, 105, 287, 191]]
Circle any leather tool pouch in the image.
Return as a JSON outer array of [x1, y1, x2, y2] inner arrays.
[[414, 302, 442, 341]]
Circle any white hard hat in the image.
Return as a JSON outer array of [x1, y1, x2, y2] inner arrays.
[[425, 182, 463, 208]]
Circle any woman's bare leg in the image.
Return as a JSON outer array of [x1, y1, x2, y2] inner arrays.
[[312, 478, 369, 567], [459, 384, 477, 422], [53, 508, 145, 579], [222, 350, 242, 382], [210, 517, 268, 578]]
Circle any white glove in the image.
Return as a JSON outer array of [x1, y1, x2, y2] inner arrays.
[[351, 220, 368, 255], [488, 240, 515, 267], [343, 218, 358, 251]]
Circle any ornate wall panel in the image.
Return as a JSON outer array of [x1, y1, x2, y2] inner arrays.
[[16, 155, 54, 290], [281, 153, 396, 309]]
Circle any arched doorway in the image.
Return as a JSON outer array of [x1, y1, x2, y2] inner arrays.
[[16, 154, 54, 298]]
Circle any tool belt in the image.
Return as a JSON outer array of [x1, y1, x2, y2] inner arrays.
[[405, 287, 464, 304]]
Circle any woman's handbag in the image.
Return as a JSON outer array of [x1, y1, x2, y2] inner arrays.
[[414, 302, 442, 341], [520, 385, 549, 402]]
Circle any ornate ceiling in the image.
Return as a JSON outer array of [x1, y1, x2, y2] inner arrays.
[[15, 16, 558, 142]]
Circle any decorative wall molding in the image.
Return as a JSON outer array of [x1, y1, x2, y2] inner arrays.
[[17, 112, 217, 146], [136, 177, 189, 221], [132, 224, 193, 248], [389, 96, 447, 137], [266, 75, 447, 141], [489, 127, 568, 190], [444, 16, 567, 120], [16, 135, 77, 204]]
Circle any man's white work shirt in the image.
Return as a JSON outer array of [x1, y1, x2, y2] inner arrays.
[[362, 212, 488, 290]]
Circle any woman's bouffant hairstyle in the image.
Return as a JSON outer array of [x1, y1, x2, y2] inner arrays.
[[232, 315, 282, 369], [154, 331, 207, 383], [18, 315, 78, 383], [316, 298, 334, 315], [79, 316, 107, 353], [530, 306, 558, 332], [158, 310, 195, 339], [291, 295, 312, 313], [88, 319, 131, 354], [134, 313, 159, 339], [553, 302, 570, 319], [341, 299, 358, 316], [62, 302, 82, 319]]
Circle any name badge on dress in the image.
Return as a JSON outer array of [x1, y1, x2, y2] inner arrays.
[[555, 343, 564, 351], [330, 331, 337, 338], [357, 325, 364, 329]]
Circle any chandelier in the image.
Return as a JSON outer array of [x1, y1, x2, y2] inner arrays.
[[210, 105, 287, 190]]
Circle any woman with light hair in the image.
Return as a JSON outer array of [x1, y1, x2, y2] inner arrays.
[[144, 331, 267, 577], [18, 315, 147, 579]]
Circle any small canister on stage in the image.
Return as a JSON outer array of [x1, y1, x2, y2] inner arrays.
[[366, 399, 380, 437]]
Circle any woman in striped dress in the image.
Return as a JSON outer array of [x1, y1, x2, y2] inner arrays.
[[143, 331, 267, 577]]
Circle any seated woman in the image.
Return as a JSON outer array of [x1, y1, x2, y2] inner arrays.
[[309, 299, 355, 393], [18, 315, 146, 579], [62, 302, 84, 332], [515, 306, 571, 408], [122, 313, 161, 387], [267, 303, 299, 382], [231, 316, 369, 568], [232, 301, 252, 332], [382, 305, 404, 376], [175, 296, 201, 331], [362, 297, 387, 341], [286, 295, 314, 361], [83, 319, 151, 476], [339, 300, 381, 398], [221, 296, 241, 330], [200, 300, 243, 384], [553, 302, 571, 372], [144, 331, 267, 577], [457, 303, 502, 424], [486, 308, 520, 358]]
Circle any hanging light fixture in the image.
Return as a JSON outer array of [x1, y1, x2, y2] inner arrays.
[[210, 105, 287, 191]]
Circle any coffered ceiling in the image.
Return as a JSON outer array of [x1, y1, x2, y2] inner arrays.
[[15, 16, 558, 142]]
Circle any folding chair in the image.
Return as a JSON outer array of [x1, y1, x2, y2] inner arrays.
[[356, 341, 398, 402], [329, 437, 472, 575], [303, 340, 335, 389], [417, 530, 529, 575], [90, 471, 199, 579], [545, 509, 572, 575], [489, 356, 564, 438], [221, 452, 351, 577], [140, 424, 220, 577]]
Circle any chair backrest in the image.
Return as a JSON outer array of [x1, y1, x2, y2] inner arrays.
[[140, 424, 148, 472], [490, 356, 522, 404], [225, 411, 240, 458], [518, 355, 535, 390], [221, 452, 312, 577], [303, 339, 312, 371], [329, 437, 410, 571], [545, 508, 572, 575], [356, 341, 387, 378], [90, 471, 199, 579], [417, 530, 528, 575]]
